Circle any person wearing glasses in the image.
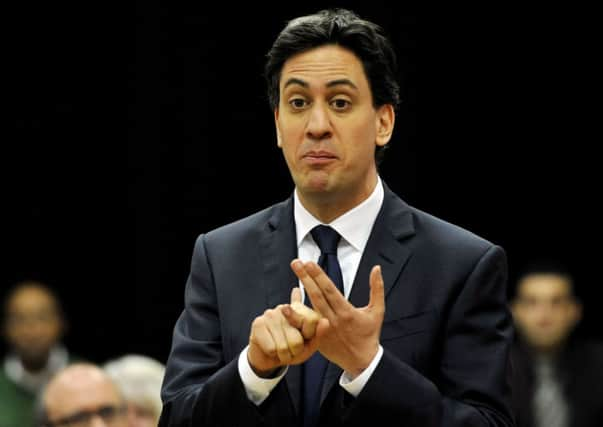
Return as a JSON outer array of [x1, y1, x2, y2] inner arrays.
[[40, 363, 127, 427]]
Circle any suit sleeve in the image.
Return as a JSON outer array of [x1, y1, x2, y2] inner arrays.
[[341, 245, 515, 427], [158, 235, 266, 427]]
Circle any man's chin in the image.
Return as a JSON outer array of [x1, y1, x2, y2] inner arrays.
[[297, 173, 333, 196]]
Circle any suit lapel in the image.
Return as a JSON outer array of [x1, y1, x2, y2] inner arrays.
[[259, 196, 302, 415], [320, 184, 415, 404], [349, 184, 415, 307]]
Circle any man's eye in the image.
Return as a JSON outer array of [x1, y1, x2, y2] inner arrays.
[[289, 98, 308, 109], [331, 98, 351, 110]]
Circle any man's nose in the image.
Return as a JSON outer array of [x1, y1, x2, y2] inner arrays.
[[533, 302, 556, 319], [306, 103, 332, 140], [89, 414, 110, 427]]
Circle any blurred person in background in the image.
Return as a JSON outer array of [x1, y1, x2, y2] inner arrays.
[[511, 266, 603, 427], [0, 280, 72, 427], [104, 354, 165, 427], [39, 363, 128, 427]]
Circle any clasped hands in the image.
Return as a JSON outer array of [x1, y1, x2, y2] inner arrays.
[[248, 259, 385, 379]]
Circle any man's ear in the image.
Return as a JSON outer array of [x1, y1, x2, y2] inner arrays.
[[375, 104, 395, 147], [274, 109, 282, 148], [569, 299, 583, 327]]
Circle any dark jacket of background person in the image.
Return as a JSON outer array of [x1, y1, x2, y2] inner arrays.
[[511, 338, 603, 427]]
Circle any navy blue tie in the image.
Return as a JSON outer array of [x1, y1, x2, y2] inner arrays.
[[303, 225, 344, 427]]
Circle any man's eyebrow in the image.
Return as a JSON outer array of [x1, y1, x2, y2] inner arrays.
[[283, 78, 309, 89], [326, 79, 358, 90], [282, 78, 358, 90]]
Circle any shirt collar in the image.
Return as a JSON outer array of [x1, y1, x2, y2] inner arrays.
[[4, 345, 69, 393], [294, 176, 384, 251]]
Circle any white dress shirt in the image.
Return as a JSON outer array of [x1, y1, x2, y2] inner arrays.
[[239, 177, 385, 405]]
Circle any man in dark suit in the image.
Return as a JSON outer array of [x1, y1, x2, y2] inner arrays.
[[159, 9, 514, 427], [511, 267, 603, 427]]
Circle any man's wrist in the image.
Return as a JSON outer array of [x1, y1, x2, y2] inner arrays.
[[239, 346, 288, 406], [340, 345, 384, 397], [247, 347, 281, 378], [250, 364, 280, 379], [347, 344, 380, 380]]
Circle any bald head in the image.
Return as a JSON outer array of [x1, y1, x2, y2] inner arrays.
[[43, 364, 127, 427], [3, 281, 64, 369]]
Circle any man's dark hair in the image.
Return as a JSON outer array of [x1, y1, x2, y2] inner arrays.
[[265, 9, 400, 163]]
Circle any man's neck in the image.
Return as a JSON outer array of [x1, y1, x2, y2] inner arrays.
[[21, 356, 49, 373], [527, 342, 566, 360]]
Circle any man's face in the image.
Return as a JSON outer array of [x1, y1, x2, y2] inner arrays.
[[125, 403, 158, 427], [275, 44, 394, 209], [3, 285, 63, 366], [512, 274, 581, 352], [44, 367, 127, 427]]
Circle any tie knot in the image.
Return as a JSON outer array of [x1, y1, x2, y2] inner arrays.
[[310, 225, 341, 255]]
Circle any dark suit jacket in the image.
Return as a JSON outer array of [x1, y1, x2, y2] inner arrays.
[[511, 338, 603, 427], [159, 184, 515, 426]]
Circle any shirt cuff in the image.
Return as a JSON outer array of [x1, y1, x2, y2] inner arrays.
[[339, 345, 384, 398], [237, 345, 288, 405]]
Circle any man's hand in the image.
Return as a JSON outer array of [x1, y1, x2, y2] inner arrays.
[[287, 259, 385, 379], [286, 287, 324, 340], [248, 288, 329, 377]]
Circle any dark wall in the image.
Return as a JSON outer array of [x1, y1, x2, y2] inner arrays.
[[4, 3, 601, 364]]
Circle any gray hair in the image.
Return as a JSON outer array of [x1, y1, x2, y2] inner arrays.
[[103, 354, 165, 420]]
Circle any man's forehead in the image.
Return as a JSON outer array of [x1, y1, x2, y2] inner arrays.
[[280, 46, 365, 88], [519, 274, 572, 297], [45, 366, 122, 413], [7, 286, 58, 311], [283, 61, 353, 76]]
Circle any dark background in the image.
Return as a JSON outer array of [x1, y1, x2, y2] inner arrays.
[[4, 3, 601, 364]]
